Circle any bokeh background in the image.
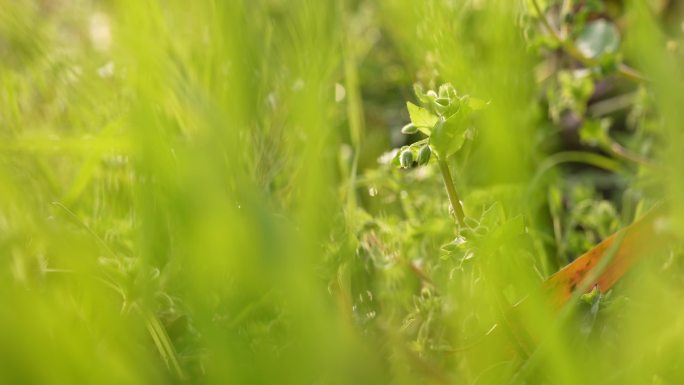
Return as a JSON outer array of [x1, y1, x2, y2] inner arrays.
[[1, 0, 683, 384]]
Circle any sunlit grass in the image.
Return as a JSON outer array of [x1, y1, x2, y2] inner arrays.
[[1, 1, 683, 384]]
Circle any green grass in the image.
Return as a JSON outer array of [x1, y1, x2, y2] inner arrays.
[[1, 1, 683, 384]]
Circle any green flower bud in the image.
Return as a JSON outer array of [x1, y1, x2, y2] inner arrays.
[[581, 285, 600, 304], [400, 149, 414, 168], [400, 122, 418, 134], [391, 146, 408, 168], [417, 145, 431, 165]]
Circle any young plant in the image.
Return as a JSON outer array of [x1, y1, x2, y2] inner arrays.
[[393, 83, 488, 227]]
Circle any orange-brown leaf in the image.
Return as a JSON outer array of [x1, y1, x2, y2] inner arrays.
[[543, 205, 670, 308]]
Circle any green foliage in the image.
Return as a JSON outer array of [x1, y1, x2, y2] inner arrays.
[[406, 102, 438, 134], [398, 84, 486, 162], [575, 19, 621, 59], [579, 118, 611, 147], [1, 1, 684, 385]]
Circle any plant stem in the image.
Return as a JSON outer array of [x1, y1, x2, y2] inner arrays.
[[438, 159, 465, 227], [528, 150, 623, 195], [588, 92, 637, 117], [339, 0, 364, 214], [141, 307, 185, 380], [604, 140, 657, 168]]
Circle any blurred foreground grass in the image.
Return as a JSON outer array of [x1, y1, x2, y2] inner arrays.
[[1, 1, 684, 384]]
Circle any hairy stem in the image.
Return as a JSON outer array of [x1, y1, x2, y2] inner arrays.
[[438, 159, 465, 227]]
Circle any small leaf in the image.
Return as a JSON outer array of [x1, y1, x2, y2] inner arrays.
[[579, 118, 611, 146], [429, 114, 468, 159], [479, 202, 504, 229], [407, 102, 439, 134], [575, 19, 620, 59], [438, 83, 457, 99], [433, 98, 450, 115], [414, 84, 435, 104], [581, 285, 600, 304]]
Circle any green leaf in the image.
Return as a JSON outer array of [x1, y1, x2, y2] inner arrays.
[[479, 202, 504, 230], [575, 19, 620, 59], [438, 83, 457, 99], [414, 84, 438, 104], [586, 0, 604, 12], [407, 102, 439, 135], [429, 114, 468, 159], [579, 118, 611, 146], [432, 98, 450, 115], [581, 286, 601, 304]]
